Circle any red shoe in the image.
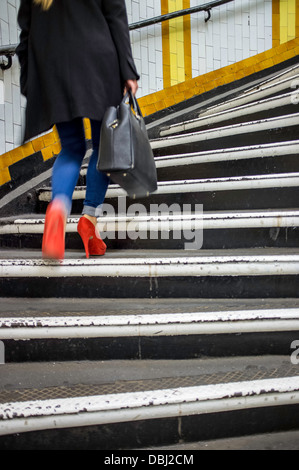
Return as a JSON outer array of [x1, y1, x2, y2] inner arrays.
[[42, 201, 66, 260], [77, 216, 107, 259]]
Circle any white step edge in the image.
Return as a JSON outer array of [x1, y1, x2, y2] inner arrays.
[[80, 140, 299, 176], [194, 74, 299, 120], [0, 377, 298, 436], [38, 172, 299, 201], [1, 308, 299, 339], [241, 63, 299, 95], [1, 209, 299, 235], [1, 252, 299, 278], [160, 91, 296, 137], [155, 140, 299, 168], [150, 113, 299, 150], [106, 172, 299, 198]]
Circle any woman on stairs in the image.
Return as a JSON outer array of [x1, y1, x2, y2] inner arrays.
[[16, 0, 139, 260]]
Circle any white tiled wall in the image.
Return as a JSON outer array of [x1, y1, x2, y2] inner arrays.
[[125, 0, 164, 97], [0, 0, 25, 155], [190, 0, 272, 77]]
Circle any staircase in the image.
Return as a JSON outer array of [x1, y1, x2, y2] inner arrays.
[[0, 59, 299, 450]]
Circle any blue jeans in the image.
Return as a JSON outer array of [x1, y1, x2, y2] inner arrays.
[[52, 118, 110, 217]]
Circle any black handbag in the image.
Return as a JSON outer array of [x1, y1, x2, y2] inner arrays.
[[97, 91, 157, 199]]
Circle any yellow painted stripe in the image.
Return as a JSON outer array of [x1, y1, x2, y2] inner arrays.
[[280, 0, 296, 44], [161, 0, 191, 88], [183, 0, 192, 82], [273, 0, 280, 47], [169, 0, 185, 86], [161, 0, 171, 88]]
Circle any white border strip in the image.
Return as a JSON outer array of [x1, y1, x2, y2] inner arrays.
[[160, 92, 295, 137], [89, 172, 299, 199], [154, 141, 299, 168], [38, 172, 299, 201], [79, 141, 299, 175], [1, 209, 299, 235], [0, 377, 298, 436], [1, 308, 299, 339], [1, 253, 299, 278]]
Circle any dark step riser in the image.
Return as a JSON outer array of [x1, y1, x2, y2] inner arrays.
[[1, 275, 298, 298], [153, 126, 299, 157], [2, 331, 297, 363], [162, 103, 298, 137], [1, 227, 298, 251], [43, 187, 299, 215], [1, 404, 299, 450]]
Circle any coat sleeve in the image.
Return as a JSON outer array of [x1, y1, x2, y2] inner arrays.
[[102, 0, 140, 83], [16, 0, 32, 98]]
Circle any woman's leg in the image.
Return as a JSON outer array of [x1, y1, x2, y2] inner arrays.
[[77, 120, 109, 257], [42, 118, 86, 260], [82, 119, 110, 221], [52, 118, 86, 214]]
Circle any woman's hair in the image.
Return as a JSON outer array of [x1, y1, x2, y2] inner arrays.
[[34, 0, 54, 10]]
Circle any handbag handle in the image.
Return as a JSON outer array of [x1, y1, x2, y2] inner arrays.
[[124, 90, 143, 120]]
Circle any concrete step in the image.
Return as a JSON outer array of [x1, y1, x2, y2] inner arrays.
[[159, 91, 298, 137], [80, 141, 299, 182], [151, 114, 299, 156], [0, 248, 298, 298], [192, 73, 299, 121], [154, 141, 299, 181], [1, 209, 299, 250], [1, 297, 298, 361], [0, 356, 298, 449], [146, 61, 299, 139], [38, 172, 299, 213]]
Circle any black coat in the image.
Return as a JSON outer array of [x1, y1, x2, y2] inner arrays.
[[16, 0, 140, 142]]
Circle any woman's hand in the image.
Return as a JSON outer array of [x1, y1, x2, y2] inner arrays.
[[124, 79, 138, 96]]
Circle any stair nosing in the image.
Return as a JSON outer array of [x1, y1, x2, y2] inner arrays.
[[0, 376, 298, 437], [160, 91, 297, 137], [150, 113, 299, 148]]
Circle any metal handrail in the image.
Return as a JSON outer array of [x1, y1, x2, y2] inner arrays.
[[0, 0, 235, 70], [129, 0, 234, 30], [0, 43, 18, 70]]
